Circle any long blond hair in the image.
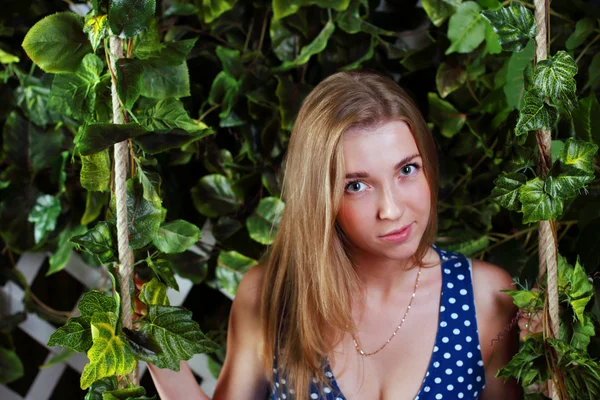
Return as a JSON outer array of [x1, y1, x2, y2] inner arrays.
[[260, 70, 440, 398]]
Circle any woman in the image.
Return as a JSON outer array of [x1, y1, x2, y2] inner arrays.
[[147, 70, 522, 399]]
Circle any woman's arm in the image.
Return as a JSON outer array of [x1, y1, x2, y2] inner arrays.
[[143, 264, 269, 399]]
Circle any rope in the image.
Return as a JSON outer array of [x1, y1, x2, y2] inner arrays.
[[109, 35, 138, 386], [534, 0, 560, 398]]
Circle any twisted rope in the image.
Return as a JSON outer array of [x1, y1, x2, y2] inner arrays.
[[534, 0, 560, 398], [109, 35, 138, 386]]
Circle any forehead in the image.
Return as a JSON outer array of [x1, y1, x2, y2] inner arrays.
[[341, 120, 419, 169]]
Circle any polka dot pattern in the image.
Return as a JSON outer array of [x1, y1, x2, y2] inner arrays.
[[270, 245, 486, 400]]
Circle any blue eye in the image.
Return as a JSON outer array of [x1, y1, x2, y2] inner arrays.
[[345, 181, 367, 193], [401, 163, 421, 176]]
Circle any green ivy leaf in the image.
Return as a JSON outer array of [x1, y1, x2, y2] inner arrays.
[[137, 98, 203, 132], [566, 18, 595, 50], [152, 220, 201, 254], [84, 377, 118, 400], [483, 21, 502, 55], [496, 338, 547, 386], [504, 39, 534, 109], [273, 0, 350, 21], [207, 71, 241, 124], [81, 191, 110, 226], [0, 48, 19, 64], [0, 348, 24, 384], [70, 221, 118, 264], [436, 62, 466, 98], [134, 128, 214, 155], [515, 88, 558, 136], [558, 137, 598, 175], [139, 61, 190, 100], [107, 178, 165, 250], [79, 290, 118, 316], [47, 315, 93, 352], [533, 50, 578, 106], [76, 123, 148, 156], [545, 165, 593, 201], [132, 19, 162, 60], [569, 260, 594, 325], [246, 197, 285, 245], [139, 277, 169, 306], [519, 177, 563, 224], [13, 70, 60, 127], [83, 12, 108, 52], [141, 39, 197, 67], [191, 174, 244, 217], [502, 289, 543, 311], [337, 0, 395, 37], [137, 305, 218, 370], [270, 19, 298, 62], [81, 312, 136, 389], [276, 19, 335, 71], [201, 0, 236, 23], [572, 92, 600, 144], [81, 149, 111, 192], [216, 251, 258, 295], [481, 1, 535, 52], [146, 258, 179, 291], [446, 2, 486, 55], [2, 111, 63, 174], [136, 168, 161, 204], [49, 53, 105, 122], [421, 0, 462, 27], [48, 224, 88, 276], [27, 194, 61, 244], [216, 46, 243, 80], [427, 92, 466, 138], [109, 0, 156, 38], [22, 12, 92, 73], [115, 58, 143, 110], [571, 313, 595, 351], [490, 172, 527, 211]]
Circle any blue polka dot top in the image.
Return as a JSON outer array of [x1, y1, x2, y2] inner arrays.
[[270, 244, 486, 400]]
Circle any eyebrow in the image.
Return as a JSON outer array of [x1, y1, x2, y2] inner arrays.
[[345, 154, 421, 179]]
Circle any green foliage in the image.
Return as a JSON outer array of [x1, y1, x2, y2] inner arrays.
[[481, 1, 535, 52], [246, 197, 285, 245], [27, 194, 61, 244], [216, 251, 258, 295], [139, 278, 169, 306], [0, 348, 24, 384], [152, 220, 202, 254], [446, 2, 487, 55], [109, 0, 156, 39]]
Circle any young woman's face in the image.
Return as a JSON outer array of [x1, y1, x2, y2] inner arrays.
[[336, 120, 431, 261]]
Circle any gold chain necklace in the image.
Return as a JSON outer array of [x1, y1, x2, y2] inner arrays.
[[352, 265, 423, 357]]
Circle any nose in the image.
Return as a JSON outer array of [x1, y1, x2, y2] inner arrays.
[[377, 183, 405, 221]]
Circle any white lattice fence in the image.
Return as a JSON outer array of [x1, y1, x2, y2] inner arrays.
[[0, 223, 221, 400]]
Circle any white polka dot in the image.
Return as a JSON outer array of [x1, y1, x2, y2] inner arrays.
[[434, 346, 439, 352], [476, 376, 482, 382], [424, 386, 431, 392], [478, 360, 484, 366], [445, 368, 453, 375], [468, 384, 473, 390], [440, 305, 446, 312], [426, 371, 430, 377], [458, 393, 464, 399], [451, 313, 458, 319], [310, 394, 318, 399], [434, 361, 440, 368], [455, 344, 462, 351], [456, 360, 464, 367], [449, 297, 456, 304], [444, 352, 451, 359], [467, 352, 473, 358], [453, 328, 460, 335], [276, 382, 279, 387], [447, 384, 454, 391], [326, 371, 333, 378], [455, 262, 462, 267], [464, 320, 471, 326], [324, 387, 332, 393], [460, 289, 467, 295], [442, 337, 449, 343], [444, 268, 451, 274], [458, 376, 464, 382], [458, 274, 465, 280], [473, 391, 478, 397], [447, 282, 454, 288], [282, 379, 286, 384], [441, 321, 448, 327], [462, 304, 469, 311], [477, 344, 481, 350], [435, 377, 442, 384], [436, 394, 443, 399], [273, 368, 277, 373], [282, 395, 287, 399], [466, 336, 472, 342], [468, 368, 473, 374]]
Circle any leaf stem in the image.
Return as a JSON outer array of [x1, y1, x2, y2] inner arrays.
[[575, 33, 600, 64], [257, 9, 269, 55], [199, 104, 220, 121], [243, 17, 254, 55], [466, 77, 480, 104]]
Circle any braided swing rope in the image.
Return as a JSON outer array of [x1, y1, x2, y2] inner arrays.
[[534, 0, 561, 398], [109, 36, 139, 387]]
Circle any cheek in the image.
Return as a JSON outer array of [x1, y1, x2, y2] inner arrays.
[[337, 200, 371, 237]]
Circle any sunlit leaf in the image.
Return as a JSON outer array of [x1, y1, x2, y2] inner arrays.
[[0, 48, 19, 64], [83, 12, 108, 52], [490, 172, 527, 211], [80, 312, 136, 389], [246, 197, 285, 245], [446, 2, 486, 55], [519, 177, 563, 224], [569, 259, 594, 325], [534, 50, 578, 106], [201, 0, 236, 23], [216, 251, 258, 295], [558, 137, 598, 175], [81, 149, 111, 192], [139, 277, 169, 306], [22, 12, 92, 73], [481, 1, 535, 52], [27, 194, 61, 244], [545, 166, 593, 201], [109, 0, 156, 38]]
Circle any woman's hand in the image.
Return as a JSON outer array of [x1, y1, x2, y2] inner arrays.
[[516, 287, 552, 398]]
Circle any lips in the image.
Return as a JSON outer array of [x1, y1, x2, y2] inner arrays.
[[380, 222, 413, 238]]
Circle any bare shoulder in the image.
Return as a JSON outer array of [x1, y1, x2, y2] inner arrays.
[[470, 258, 516, 296], [235, 263, 266, 307]]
